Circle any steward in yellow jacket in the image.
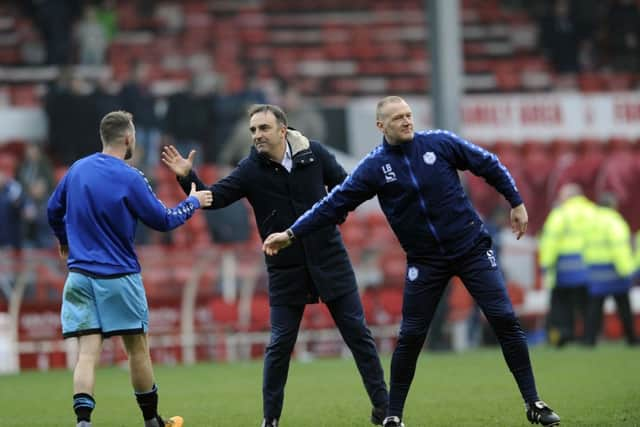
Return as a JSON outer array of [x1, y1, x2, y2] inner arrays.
[[583, 193, 637, 346], [539, 183, 595, 346]]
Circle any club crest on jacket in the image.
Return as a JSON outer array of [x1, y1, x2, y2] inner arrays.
[[423, 151, 436, 165]]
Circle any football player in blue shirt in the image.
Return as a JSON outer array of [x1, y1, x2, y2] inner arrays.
[[48, 110, 213, 427]]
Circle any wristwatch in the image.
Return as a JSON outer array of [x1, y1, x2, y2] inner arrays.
[[285, 228, 295, 241]]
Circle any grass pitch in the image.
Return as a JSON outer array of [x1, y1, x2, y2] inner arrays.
[[0, 343, 638, 426]]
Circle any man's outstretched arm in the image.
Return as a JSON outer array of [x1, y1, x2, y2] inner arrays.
[[263, 158, 378, 255]]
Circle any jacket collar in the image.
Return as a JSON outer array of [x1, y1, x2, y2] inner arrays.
[[288, 131, 310, 156], [382, 135, 414, 151], [249, 136, 313, 167]]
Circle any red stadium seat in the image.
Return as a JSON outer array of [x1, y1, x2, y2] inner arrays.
[[377, 287, 403, 322], [554, 139, 606, 199], [578, 73, 604, 92], [302, 303, 334, 330], [521, 142, 554, 234], [448, 277, 473, 322], [465, 173, 504, 218], [340, 214, 367, 248], [602, 73, 635, 91], [249, 294, 271, 331], [0, 152, 17, 176], [209, 297, 239, 330]]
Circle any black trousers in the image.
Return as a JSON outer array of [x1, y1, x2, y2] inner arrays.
[[388, 237, 539, 419], [584, 292, 637, 346], [262, 289, 388, 420], [547, 285, 589, 346]]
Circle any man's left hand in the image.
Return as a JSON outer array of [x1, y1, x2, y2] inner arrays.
[[263, 232, 292, 255], [510, 203, 528, 240]]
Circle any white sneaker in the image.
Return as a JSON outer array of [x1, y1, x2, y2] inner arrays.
[[383, 416, 405, 427]]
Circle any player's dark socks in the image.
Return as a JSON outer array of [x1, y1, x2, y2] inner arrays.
[[73, 393, 95, 422], [135, 383, 160, 421], [389, 333, 426, 418]]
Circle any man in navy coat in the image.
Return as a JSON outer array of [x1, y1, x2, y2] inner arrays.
[[264, 96, 561, 427], [162, 104, 388, 427]]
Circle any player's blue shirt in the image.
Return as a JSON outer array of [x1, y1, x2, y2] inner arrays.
[[47, 153, 200, 276], [291, 130, 522, 259]]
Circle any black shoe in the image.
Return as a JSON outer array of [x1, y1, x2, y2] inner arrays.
[[143, 416, 163, 427], [382, 416, 405, 427], [371, 405, 387, 425], [526, 401, 560, 426], [261, 418, 278, 427]]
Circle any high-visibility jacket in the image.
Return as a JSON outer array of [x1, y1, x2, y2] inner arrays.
[[539, 195, 596, 288], [583, 207, 634, 295], [634, 231, 640, 282]]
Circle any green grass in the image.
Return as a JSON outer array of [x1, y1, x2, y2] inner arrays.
[[1, 343, 638, 426]]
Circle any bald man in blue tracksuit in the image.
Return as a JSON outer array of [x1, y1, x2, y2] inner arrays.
[[263, 97, 561, 427]]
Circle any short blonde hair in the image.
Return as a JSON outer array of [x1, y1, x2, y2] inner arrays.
[[99, 111, 133, 145], [376, 96, 406, 120]]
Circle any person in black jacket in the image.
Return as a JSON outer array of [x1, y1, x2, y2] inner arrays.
[[161, 104, 388, 427]]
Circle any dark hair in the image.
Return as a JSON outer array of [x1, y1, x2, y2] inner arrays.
[[99, 110, 133, 145], [247, 104, 288, 128]]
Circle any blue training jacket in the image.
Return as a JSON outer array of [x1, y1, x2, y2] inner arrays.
[[291, 130, 522, 259], [47, 153, 200, 276]]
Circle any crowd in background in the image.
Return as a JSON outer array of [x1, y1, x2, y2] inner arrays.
[[0, 0, 638, 353], [2, 0, 640, 247], [535, 0, 640, 75]]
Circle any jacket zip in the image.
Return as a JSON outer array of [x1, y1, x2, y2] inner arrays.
[[261, 209, 277, 227], [400, 146, 445, 254]]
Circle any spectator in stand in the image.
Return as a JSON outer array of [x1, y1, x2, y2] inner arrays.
[[45, 71, 100, 165], [218, 83, 324, 167], [203, 161, 253, 302], [0, 170, 24, 250], [583, 193, 637, 346], [215, 71, 271, 165], [23, 0, 81, 65], [539, 0, 581, 74], [603, 0, 640, 71], [93, 76, 122, 119], [17, 143, 54, 194], [163, 74, 217, 163], [95, 0, 118, 42], [75, 4, 108, 65], [22, 176, 54, 248], [281, 84, 327, 143], [17, 143, 55, 248], [204, 179, 250, 246], [539, 183, 595, 347], [121, 63, 160, 170]]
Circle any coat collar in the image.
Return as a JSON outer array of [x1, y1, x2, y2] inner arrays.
[[382, 135, 414, 151], [249, 137, 314, 168], [289, 129, 310, 155]]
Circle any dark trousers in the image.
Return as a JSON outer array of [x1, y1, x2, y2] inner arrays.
[[547, 285, 589, 346], [584, 292, 637, 346], [263, 289, 388, 420], [388, 238, 538, 419]]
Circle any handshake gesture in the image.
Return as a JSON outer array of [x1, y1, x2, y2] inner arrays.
[[162, 145, 213, 208], [189, 182, 213, 208]]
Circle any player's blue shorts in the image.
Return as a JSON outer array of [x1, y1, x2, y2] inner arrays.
[[61, 271, 149, 338]]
